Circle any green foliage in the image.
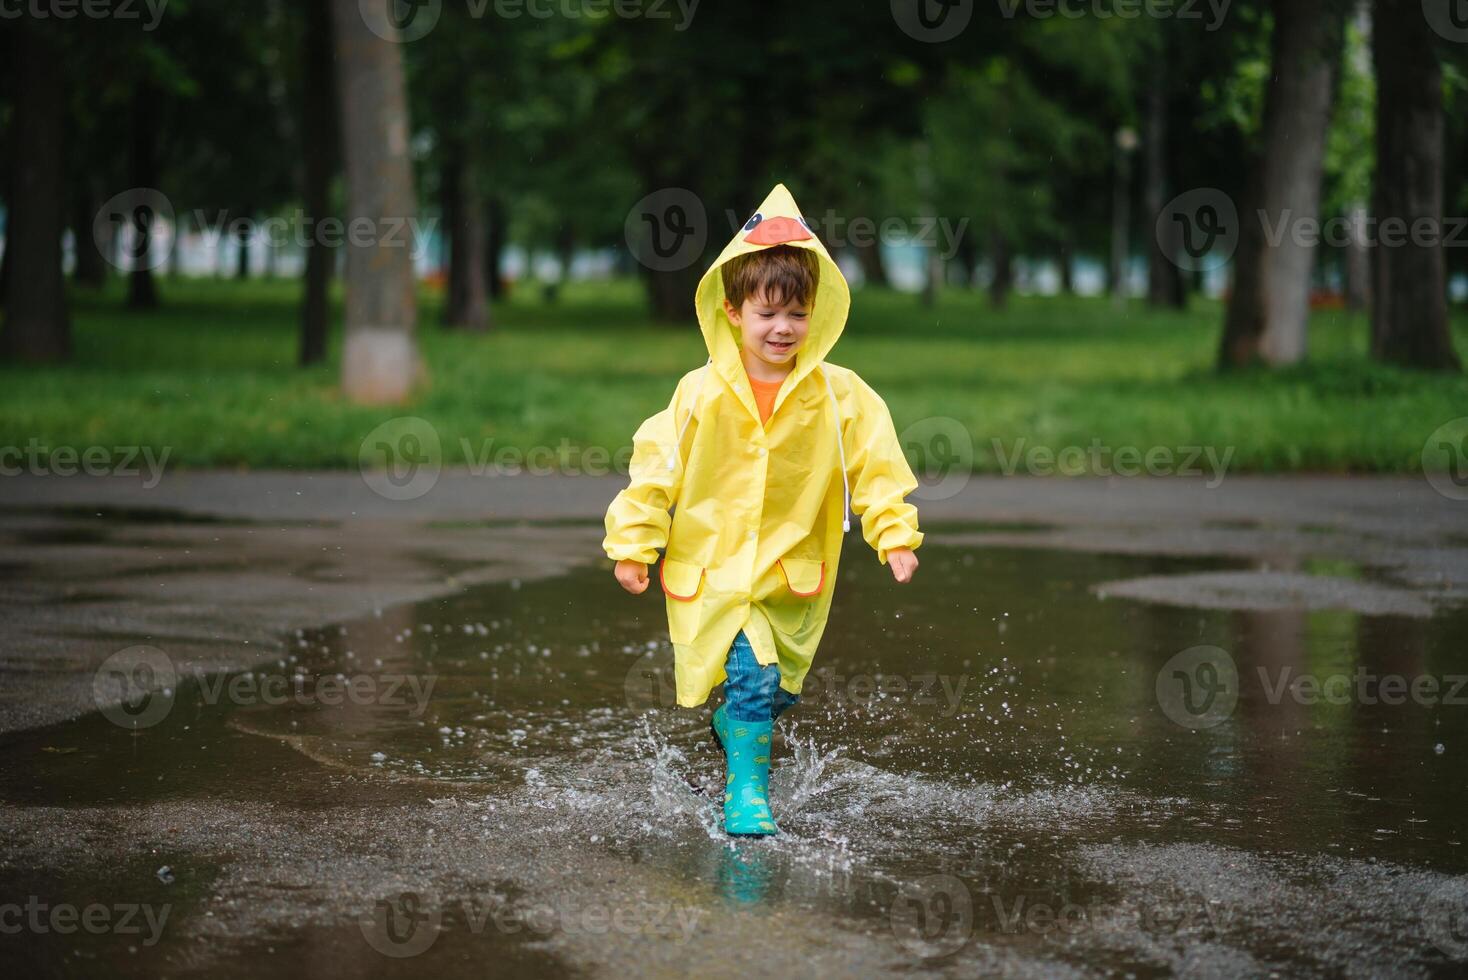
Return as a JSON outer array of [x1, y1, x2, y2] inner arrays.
[[3, 279, 1463, 474]]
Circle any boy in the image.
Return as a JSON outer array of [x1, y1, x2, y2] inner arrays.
[[604, 184, 923, 837]]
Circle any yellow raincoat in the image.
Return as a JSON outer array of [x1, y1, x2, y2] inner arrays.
[[603, 184, 924, 707]]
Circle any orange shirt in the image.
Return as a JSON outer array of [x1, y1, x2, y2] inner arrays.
[[747, 373, 786, 425]]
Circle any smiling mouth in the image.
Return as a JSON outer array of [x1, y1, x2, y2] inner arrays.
[[767, 340, 794, 351]]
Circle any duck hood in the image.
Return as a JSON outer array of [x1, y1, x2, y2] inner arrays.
[[694, 183, 851, 402]]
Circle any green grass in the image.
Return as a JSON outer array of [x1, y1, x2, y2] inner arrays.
[[2, 276, 1465, 474]]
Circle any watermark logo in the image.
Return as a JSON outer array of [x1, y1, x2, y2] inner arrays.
[[994, 0, 1231, 31], [0, 441, 170, 486], [359, 417, 443, 502], [1157, 187, 1238, 272], [0, 0, 169, 30], [1422, 417, 1468, 502], [624, 646, 679, 712], [359, 0, 442, 41], [95, 188, 176, 273], [1156, 645, 1238, 729], [1423, 879, 1468, 958], [624, 188, 708, 272], [1423, 0, 1468, 43], [359, 892, 443, 957], [891, 873, 973, 958], [0, 897, 171, 946], [359, 891, 702, 956], [891, 0, 973, 42], [993, 437, 1233, 485], [93, 645, 176, 730], [93, 646, 438, 729], [901, 416, 973, 502]]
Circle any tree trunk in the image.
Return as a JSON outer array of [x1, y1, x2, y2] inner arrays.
[[300, 0, 337, 366], [1218, 0, 1344, 368], [951, 228, 977, 288], [485, 196, 506, 300], [72, 179, 107, 288], [988, 229, 1012, 310], [1343, 204, 1370, 311], [330, 0, 422, 403], [1370, 0, 1460, 370], [853, 237, 889, 288], [440, 148, 490, 331], [2, 19, 70, 362], [235, 213, 251, 280], [1057, 234, 1074, 295], [1144, 57, 1185, 308], [643, 265, 700, 321], [127, 83, 160, 311], [1110, 132, 1135, 309]]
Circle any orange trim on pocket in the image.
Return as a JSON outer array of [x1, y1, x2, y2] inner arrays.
[[659, 561, 705, 601], [776, 559, 826, 597]]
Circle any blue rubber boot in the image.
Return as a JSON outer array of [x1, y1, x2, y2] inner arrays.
[[716, 710, 778, 836]]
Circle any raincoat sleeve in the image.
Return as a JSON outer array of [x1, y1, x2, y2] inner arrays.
[[846, 381, 925, 565], [602, 377, 690, 565]]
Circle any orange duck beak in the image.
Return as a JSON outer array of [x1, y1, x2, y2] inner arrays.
[[744, 216, 813, 246]]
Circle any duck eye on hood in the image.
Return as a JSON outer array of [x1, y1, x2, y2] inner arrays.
[[743, 212, 764, 232]]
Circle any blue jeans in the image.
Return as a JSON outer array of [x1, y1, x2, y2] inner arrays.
[[723, 630, 800, 723]]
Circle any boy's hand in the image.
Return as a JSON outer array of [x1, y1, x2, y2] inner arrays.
[[615, 559, 650, 595], [887, 547, 918, 584]]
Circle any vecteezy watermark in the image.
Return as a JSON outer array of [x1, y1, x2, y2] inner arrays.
[[624, 188, 709, 273], [0, 0, 169, 30], [992, 438, 1234, 486], [799, 669, 970, 718], [1155, 646, 1239, 730], [1156, 644, 1468, 729], [359, 0, 699, 43], [1157, 187, 1239, 272], [994, 0, 1232, 30], [901, 416, 974, 503], [356, 418, 646, 502], [1256, 667, 1468, 708], [93, 645, 437, 730], [1159, 187, 1468, 272], [723, 208, 972, 262], [1422, 879, 1468, 959], [891, 873, 1231, 958], [1423, 0, 1468, 44], [0, 441, 170, 487], [358, 891, 704, 957], [891, 0, 973, 43], [891, 874, 974, 958], [359, 417, 443, 502], [95, 188, 176, 273], [93, 190, 438, 273], [0, 897, 171, 946], [1422, 417, 1468, 502], [623, 648, 968, 717]]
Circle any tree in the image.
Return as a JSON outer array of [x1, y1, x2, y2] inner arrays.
[[299, 0, 337, 365], [330, 0, 421, 403], [1, 18, 70, 362], [1369, 0, 1460, 370], [1219, 0, 1346, 368]]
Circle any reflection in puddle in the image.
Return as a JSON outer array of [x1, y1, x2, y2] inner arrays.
[[7, 533, 1468, 975]]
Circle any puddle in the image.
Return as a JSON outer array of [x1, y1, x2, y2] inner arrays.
[[4, 530, 1468, 975]]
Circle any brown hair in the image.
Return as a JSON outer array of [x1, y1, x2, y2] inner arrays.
[[721, 245, 819, 309]]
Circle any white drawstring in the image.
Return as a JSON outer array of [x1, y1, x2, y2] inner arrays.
[[666, 358, 713, 471], [819, 366, 852, 532]]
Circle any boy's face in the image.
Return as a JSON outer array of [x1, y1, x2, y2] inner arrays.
[[724, 290, 811, 372]]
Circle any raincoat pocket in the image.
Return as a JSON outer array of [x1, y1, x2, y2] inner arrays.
[[766, 558, 825, 635], [659, 558, 706, 643]]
